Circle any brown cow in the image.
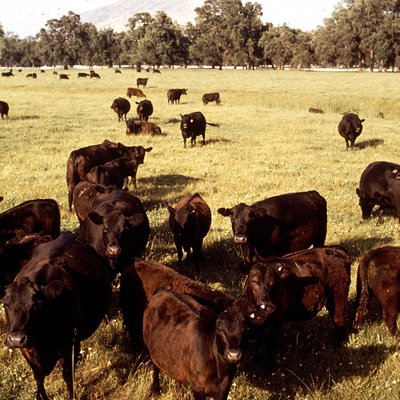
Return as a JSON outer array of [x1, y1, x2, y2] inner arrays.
[[143, 288, 264, 400], [202, 92, 221, 105], [126, 87, 146, 98], [125, 119, 162, 135], [168, 193, 211, 275], [354, 246, 400, 337], [167, 88, 187, 104], [119, 258, 236, 352]]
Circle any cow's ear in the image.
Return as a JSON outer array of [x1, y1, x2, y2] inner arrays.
[[126, 213, 144, 227], [168, 206, 176, 216], [360, 119, 365, 123], [217, 207, 231, 217], [145, 147, 153, 152], [88, 211, 104, 225], [42, 280, 68, 300]]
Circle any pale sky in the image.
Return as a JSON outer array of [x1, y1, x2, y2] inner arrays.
[[1, 0, 340, 38]]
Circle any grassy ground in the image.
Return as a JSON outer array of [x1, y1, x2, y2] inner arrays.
[[1, 67, 400, 399]]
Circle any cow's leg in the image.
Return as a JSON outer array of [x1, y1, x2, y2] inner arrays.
[[192, 240, 203, 277], [380, 295, 400, 336], [151, 364, 161, 395], [376, 207, 385, 225], [201, 133, 205, 145], [326, 292, 348, 342]]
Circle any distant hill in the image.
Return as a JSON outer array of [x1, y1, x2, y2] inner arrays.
[[80, 0, 204, 32]]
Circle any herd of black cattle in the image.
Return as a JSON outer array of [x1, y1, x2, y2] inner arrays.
[[1, 76, 400, 399]]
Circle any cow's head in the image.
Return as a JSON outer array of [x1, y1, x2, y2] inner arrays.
[[217, 203, 254, 244], [124, 145, 153, 164], [3, 276, 73, 349], [244, 260, 292, 318], [88, 209, 145, 269], [215, 298, 265, 364]]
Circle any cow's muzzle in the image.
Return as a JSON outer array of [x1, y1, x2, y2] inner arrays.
[[225, 349, 242, 363], [234, 235, 247, 244], [6, 332, 28, 348]]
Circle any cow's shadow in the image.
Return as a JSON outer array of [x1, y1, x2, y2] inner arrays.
[[165, 118, 181, 125], [338, 236, 393, 259], [10, 115, 40, 120], [355, 138, 384, 149]]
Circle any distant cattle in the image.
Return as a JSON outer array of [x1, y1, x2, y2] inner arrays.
[[167, 88, 188, 104], [338, 113, 365, 149], [115, 69, 122, 74], [354, 246, 400, 337], [86, 157, 138, 189], [1, 72, 14, 77], [126, 119, 162, 135], [78, 72, 90, 78], [126, 87, 146, 98], [26, 73, 37, 79], [218, 190, 327, 270], [59, 73, 69, 80], [3, 232, 112, 400], [180, 111, 217, 148], [78, 189, 150, 272], [136, 77, 148, 88], [202, 92, 221, 105], [168, 193, 212, 275], [120, 258, 236, 351], [377, 112, 384, 119], [143, 288, 262, 400], [356, 161, 400, 224], [0, 198, 60, 245], [244, 246, 351, 360], [90, 70, 101, 79], [66, 139, 152, 210], [0, 100, 9, 118], [53, 71, 58, 75], [308, 107, 324, 114], [136, 99, 153, 121], [153, 69, 161, 73], [111, 97, 131, 121]]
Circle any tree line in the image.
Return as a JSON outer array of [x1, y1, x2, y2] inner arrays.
[[1, 0, 399, 71]]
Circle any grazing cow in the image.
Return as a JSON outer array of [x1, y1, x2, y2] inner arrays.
[[66, 139, 152, 210], [78, 72, 90, 78], [3, 232, 112, 400], [115, 69, 122, 74], [126, 119, 162, 135], [126, 87, 146, 98], [86, 157, 138, 189], [308, 107, 324, 114], [59, 74, 69, 80], [78, 189, 150, 272], [180, 111, 208, 148], [0, 198, 60, 244], [153, 69, 161, 73], [0, 100, 9, 118], [1, 72, 14, 77], [354, 246, 400, 337], [168, 193, 211, 275], [338, 113, 365, 149], [136, 99, 153, 121], [244, 246, 351, 359], [167, 88, 188, 104], [111, 97, 131, 121], [136, 77, 148, 88], [356, 161, 400, 224], [89, 70, 101, 79], [53, 71, 58, 75], [120, 258, 236, 351], [26, 73, 37, 79], [218, 190, 327, 270], [202, 92, 221, 105], [143, 288, 263, 400]]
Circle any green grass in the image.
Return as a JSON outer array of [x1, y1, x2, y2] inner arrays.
[[1, 67, 400, 399]]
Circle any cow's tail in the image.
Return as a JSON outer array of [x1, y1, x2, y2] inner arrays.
[[206, 122, 219, 127], [354, 252, 371, 329], [66, 151, 78, 212]]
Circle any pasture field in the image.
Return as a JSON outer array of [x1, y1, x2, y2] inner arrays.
[[1, 67, 400, 399]]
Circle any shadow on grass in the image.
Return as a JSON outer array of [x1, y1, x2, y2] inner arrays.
[[10, 115, 40, 120], [338, 236, 393, 259], [355, 138, 384, 149]]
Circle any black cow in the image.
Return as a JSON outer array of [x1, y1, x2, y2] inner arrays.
[[78, 72, 90, 78], [356, 161, 400, 224], [180, 111, 208, 148], [218, 190, 327, 270], [338, 113, 365, 149], [0, 100, 9, 118], [66, 139, 152, 210], [26, 73, 37, 79], [167, 88, 188, 104], [86, 157, 138, 189], [0, 198, 60, 244], [354, 246, 400, 337], [126, 119, 162, 135], [143, 288, 263, 400], [1, 72, 14, 77], [244, 246, 351, 360], [120, 258, 236, 351], [168, 193, 211, 275], [136, 99, 153, 121], [136, 77, 148, 88], [78, 189, 150, 272], [59, 74, 69, 80], [202, 92, 221, 105], [89, 71, 101, 79], [2, 232, 112, 400], [111, 97, 131, 121]]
